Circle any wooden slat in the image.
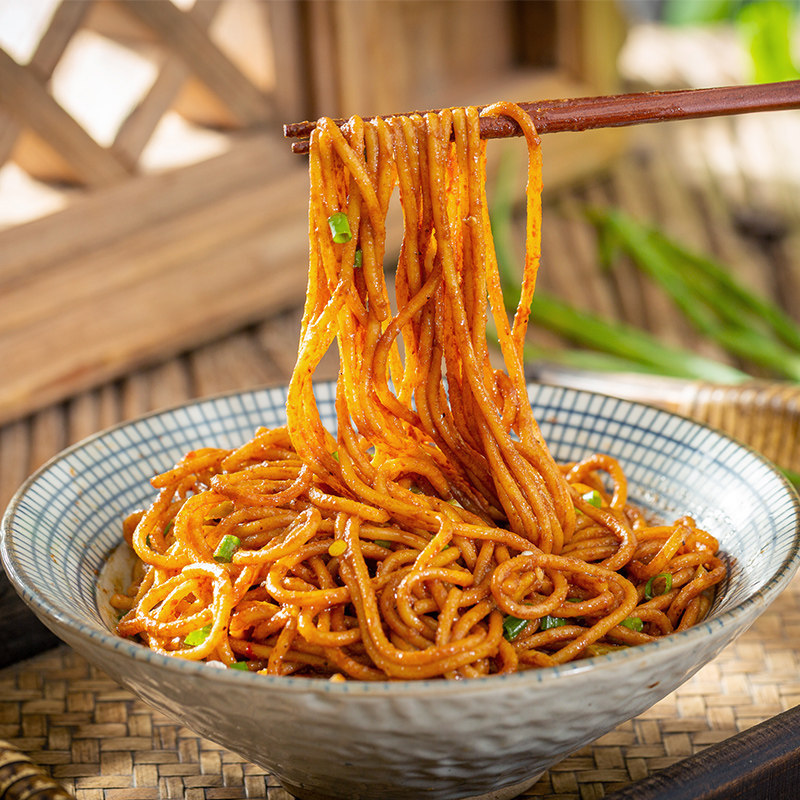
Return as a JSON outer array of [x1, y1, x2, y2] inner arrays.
[[117, 0, 272, 127], [0, 47, 131, 186], [112, 0, 223, 165], [657, 121, 777, 300], [29, 0, 93, 77], [549, 193, 620, 320], [0, 166, 305, 338], [331, 0, 387, 117], [189, 333, 288, 398], [0, 420, 30, 514], [29, 405, 68, 475], [256, 306, 340, 383], [0, 109, 16, 167], [555, 0, 627, 95], [142, 357, 194, 416], [644, 125, 781, 371], [0, 0, 92, 170], [581, 178, 652, 332], [0, 132, 294, 286], [118, 370, 150, 423], [324, 0, 516, 119], [609, 157, 704, 352], [0, 166, 310, 426]]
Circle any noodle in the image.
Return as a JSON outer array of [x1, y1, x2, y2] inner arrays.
[[113, 104, 726, 680]]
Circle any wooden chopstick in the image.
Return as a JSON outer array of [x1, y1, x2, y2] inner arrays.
[[284, 80, 800, 154]]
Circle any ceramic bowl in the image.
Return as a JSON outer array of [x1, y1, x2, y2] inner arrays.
[[3, 382, 800, 800]]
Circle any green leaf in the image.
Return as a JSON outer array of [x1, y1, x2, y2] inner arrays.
[[651, 230, 800, 351], [737, 1, 800, 83], [489, 157, 749, 386], [781, 467, 800, 489], [663, 0, 740, 26], [529, 290, 748, 384], [587, 208, 800, 381]]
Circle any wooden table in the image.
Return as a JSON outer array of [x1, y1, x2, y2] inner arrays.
[[2, 114, 800, 799]]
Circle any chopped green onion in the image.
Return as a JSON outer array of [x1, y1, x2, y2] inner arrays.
[[644, 572, 674, 600], [229, 661, 249, 671], [213, 534, 240, 563], [184, 624, 212, 646], [374, 540, 393, 549], [581, 489, 602, 508], [502, 615, 529, 641], [354, 249, 363, 269], [164, 520, 173, 535], [328, 212, 352, 243], [540, 615, 567, 630], [331, 450, 339, 462], [620, 616, 643, 632]]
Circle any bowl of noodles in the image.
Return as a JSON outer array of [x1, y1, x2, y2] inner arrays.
[[3, 381, 800, 800], [3, 103, 800, 800]]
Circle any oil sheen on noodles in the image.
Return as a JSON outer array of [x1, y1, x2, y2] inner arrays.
[[114, 103, 726, 680]]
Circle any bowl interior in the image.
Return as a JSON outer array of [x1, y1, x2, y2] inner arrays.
[[2, 381, 800, 687]]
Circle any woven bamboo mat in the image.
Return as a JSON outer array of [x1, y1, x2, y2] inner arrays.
[[1, 566, 798, 800]]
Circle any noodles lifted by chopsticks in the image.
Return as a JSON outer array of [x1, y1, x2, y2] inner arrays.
[[114, 103, 726, 680]]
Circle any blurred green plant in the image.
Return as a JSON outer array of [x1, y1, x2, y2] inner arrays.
[[488, 153, 748, 383], [739, 1, 800, 81], [663, 0, 744, 25], [588, 208, 800, 381], [663, 0, 800, 82]]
